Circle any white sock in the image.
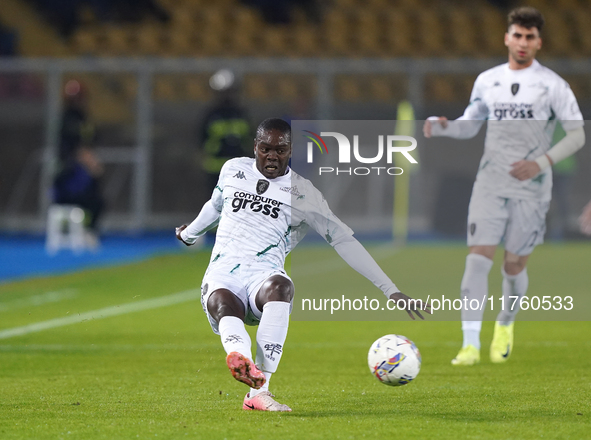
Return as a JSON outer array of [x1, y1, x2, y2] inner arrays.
[[255, 301, 290, 374], [249, 372, 272, 397], [460, 253, 493, 350], [218, 316, 253, 361], [462, 325, 481, 349], [496, 267, 528, 325]]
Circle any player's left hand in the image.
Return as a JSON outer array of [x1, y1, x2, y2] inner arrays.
[[388, 292, 432, 320], [175, 224, 192, 246], [509, 160, 541, 181]]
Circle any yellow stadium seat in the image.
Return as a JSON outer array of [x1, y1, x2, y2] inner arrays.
[[572, 11, 591, 56], [323, 11, 351, 56], [104, 26, 132, 56], [479, 8, 506, 56], [353, 10, 384, 56], [368, 77, 393, 102], [136, 25, 162, 56], [448, 10, 477, 56], [72, 29, 98, 55], [260, 27, 289, 56], [171, 6, 194, 31], [544, 13, 572, 57], [233, 7, 261, 31], [228, 31, 256, 57], [385, 11, 414, 57], [200, 25, 227, 56], [332, 0, 357, 9], [426, 75, 456, 102], [292, 25, 321, 57], [164, 29, 194, 57], [185, 77, 210, 101], [154, 77, 177, 101], [365, 0, 388, 10], [201, 7, 225, 28], [276, 77, 300, 101], [336, 76, 362, 101], [417, 10, 446, 56], [245, 76, 271, 101]]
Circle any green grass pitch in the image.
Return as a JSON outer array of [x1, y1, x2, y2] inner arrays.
[[0, 243, 589, 439]]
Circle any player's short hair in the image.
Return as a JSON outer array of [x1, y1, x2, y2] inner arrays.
[[507, 7, 544, 33], [255, 118, 291, 143]]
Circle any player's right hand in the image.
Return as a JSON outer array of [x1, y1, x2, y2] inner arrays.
[[423, 117, 448, 138], [388, 291, 432, 321], [175, 224, 192, 246]]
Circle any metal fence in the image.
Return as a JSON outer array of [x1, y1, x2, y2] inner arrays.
[[1, 57, 590, 238]]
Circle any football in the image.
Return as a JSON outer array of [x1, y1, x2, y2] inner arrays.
[[368, 334, 421, 386]]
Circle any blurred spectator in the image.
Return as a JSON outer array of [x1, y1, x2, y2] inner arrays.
[[243, 0, 323, 24], [86, 0, 116, 22], [33, 0, 80, 38], [0, 23, 17, 56], [196, 70, 251, 243], [114, 0, 170, 23], [199, 69, 252, 196], [53, 79, 105, 246], [29, 0, 169, 38], [485, 0, 516, 10]]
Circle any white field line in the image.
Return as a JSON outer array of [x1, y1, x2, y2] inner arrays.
[[0, 244, 399, 341], [0, 289, 200, 340], [0, 289, 78, 312]]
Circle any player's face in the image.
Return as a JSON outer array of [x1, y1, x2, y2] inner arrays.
[[505, 24, 542, 67], [254, 129, 292, 179]]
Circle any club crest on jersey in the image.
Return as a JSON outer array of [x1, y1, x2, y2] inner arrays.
[[256, 179, 270, 195], [511, 83, 520, 96]]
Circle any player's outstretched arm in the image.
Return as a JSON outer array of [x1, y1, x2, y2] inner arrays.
[[425, 116, 484, 140], [425, 79, 487, 140], [175, 200, 221, 246], [332, 237, 431, 320]]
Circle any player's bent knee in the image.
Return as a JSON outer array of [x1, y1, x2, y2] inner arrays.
[[469, 245, 496, 260], [503, 252, 528, 275], [503, 261, 526, 276], [256, 275, 294, 309], [207, 289, 245, 322]]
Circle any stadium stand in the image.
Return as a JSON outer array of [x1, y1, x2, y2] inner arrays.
[[2, 0, 591, 115], [3, 0, 590, 59]]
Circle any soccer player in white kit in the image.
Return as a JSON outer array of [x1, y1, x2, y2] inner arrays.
[[176, 118, 430, 411], [424, 7, 585, 366]]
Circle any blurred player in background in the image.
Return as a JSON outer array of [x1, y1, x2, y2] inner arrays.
[[53, 79, 105, 247], [199, 69, 252, 196], [423, 7, 585, 366], [177, 118, 430, 411]]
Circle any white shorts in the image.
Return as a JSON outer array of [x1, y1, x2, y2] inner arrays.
[[200, 262, 293, 335], [467, 188, 550, 256]]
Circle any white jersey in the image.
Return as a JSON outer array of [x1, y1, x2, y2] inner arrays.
[[436, 60, 584, 201], [208, 157, 354, 270]]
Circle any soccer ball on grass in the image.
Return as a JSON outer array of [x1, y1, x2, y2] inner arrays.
[[368, 334, 421, 386]]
